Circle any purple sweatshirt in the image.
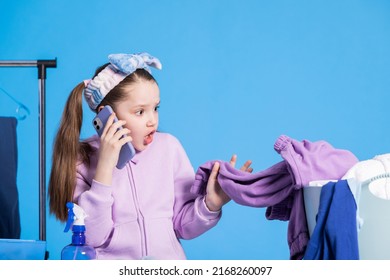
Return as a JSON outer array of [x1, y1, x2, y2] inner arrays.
[[191, 135, 359, 260], [73, 132, 221, 260]]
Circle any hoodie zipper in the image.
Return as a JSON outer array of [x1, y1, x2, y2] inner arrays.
[[127, 163, 148, 258]]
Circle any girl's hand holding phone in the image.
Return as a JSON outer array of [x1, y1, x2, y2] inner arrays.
[[93, 106, 135, 185]]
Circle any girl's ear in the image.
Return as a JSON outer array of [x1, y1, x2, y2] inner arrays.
[[97, 106, 104, 113]]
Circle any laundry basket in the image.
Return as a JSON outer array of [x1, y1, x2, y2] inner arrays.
[[303, 181, 390, 260]]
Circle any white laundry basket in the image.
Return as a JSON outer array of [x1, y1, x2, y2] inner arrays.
[[303, 182, 390, 260], [357, 185, 390, 259]]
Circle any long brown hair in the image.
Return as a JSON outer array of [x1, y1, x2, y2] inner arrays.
[[48, 65, 157, 222]]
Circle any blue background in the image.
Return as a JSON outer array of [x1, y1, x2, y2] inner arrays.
[[0, 0, 389, 260]]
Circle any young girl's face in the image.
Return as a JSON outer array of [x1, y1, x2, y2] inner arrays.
[[114, 80, 160, 152]]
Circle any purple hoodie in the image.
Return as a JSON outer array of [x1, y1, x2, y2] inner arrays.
[[191, 135, 359, 259], [74, 132, 221, 260]]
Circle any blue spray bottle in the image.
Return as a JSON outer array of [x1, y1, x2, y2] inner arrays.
[[61, 202, 96, 260]]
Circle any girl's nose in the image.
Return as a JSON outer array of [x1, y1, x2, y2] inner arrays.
[[147, 114, 157, 127]]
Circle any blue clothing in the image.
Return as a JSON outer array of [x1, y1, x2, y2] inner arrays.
[[304, 180, 359, 260], [0, 117, 21, 239]]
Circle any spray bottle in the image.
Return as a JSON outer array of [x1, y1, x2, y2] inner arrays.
[[61, 202, 96, 260]]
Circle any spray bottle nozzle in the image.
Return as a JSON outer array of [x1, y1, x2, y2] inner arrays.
[[61, 202, 96, 259], [63, 202, 88, 233]]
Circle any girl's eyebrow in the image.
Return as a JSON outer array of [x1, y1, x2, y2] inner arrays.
[[143, 100, 161, 106], [132, 100, 160, 108]]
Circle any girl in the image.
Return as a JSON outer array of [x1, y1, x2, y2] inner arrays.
[[48, 52, 252, 260]]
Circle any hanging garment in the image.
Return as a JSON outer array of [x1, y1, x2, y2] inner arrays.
[[191, 135, 358, 259], [0, 116, 21, 239], [303, 180, 359, 260]]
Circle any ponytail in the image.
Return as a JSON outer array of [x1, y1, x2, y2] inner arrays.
[[48, 82, 90, 222]]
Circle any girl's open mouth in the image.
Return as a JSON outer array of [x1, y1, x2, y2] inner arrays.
[[144, 131, 155, 145]]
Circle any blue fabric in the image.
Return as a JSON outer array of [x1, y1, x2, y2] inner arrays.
[[108, 52, 162, 74], [304, 180, 359, 260], [0, 116, 21, 239]]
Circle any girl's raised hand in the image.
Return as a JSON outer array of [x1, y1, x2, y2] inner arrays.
[[205, 154, 253, 212], [94, 113, 132, 185]]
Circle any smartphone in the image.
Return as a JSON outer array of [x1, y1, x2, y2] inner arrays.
[[92, 105, 136, 169]]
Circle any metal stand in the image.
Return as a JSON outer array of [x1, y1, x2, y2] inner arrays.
[[0, 59, 57, 245]]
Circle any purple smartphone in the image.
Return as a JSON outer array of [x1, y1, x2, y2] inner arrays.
[[92, 105, 136, 169]]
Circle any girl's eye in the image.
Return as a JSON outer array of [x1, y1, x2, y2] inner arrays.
[[135, 109, 144, 116], [155, 105, 160, 112]]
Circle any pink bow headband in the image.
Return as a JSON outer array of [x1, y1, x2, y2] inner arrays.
[[83, 52, 162, 110]]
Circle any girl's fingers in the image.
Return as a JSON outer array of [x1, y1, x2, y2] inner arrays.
[[118, 135, 133, 146], [230, 155, 253, 173], [229, 154, 237, 167], [112, 128, 131, 141], [210, 161, 220, 181], [104, 120, 127, 139], [101, 113, 116, 137], [240, 160, 253, 172]]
